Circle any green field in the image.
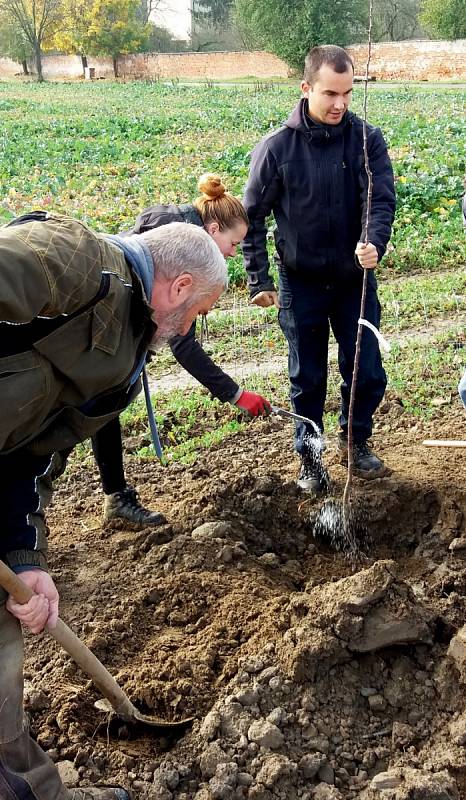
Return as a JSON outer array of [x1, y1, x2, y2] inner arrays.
[[1, 80, 465, 462], [0, 81, 465, 275]]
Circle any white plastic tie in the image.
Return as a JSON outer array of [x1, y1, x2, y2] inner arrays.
[[358, 318, 391, 353]]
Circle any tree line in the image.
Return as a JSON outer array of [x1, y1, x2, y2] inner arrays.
[[1, 0, 465, 82]]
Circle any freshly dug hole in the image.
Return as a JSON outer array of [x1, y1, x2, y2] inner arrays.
[[309, 480, 442, 562]]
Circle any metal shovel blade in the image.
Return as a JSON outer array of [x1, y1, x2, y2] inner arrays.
[[93, 698, 193, 730], [0, 560, 193, 732]]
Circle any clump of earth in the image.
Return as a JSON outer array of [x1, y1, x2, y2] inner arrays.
[[23, 395, 466, 799]]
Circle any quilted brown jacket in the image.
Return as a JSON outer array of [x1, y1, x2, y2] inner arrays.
[[0, 213, 155, 455]]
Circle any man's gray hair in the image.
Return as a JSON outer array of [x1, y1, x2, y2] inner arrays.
[[139, 222, 228, 296]]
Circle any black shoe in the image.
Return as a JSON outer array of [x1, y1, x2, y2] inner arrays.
[[103, 486, 166, 527], [297, 447, 329, 493], [338, 435, 386, 479]]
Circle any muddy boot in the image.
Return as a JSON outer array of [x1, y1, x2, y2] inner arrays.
[[68, 788, 131, 800], [297, 448, 329, 493], [338, 435, 387, 479], [103, 486, 165, 527]]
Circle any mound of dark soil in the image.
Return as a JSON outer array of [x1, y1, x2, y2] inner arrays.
[[23, 404, 466, 799]]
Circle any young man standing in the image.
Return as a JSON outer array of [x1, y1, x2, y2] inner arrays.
[[242, 45, 396, 492]]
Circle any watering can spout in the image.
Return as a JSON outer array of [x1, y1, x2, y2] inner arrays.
[[270, 406, 321, 439]]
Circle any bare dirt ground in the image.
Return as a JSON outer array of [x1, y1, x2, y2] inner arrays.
[[23, 395, 466, 800]]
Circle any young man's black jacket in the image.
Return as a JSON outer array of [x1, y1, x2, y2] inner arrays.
[[242, 99, 396, 296], [127, 203, 240, 404]]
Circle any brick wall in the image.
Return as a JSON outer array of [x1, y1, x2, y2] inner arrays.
[[36, 55, 116, 79], [119, 50, 291, 79], [0, 57, 23, 77], [0, 50, 289, 81], [348, 40, 466, 81], [1, 41, 465, 82]]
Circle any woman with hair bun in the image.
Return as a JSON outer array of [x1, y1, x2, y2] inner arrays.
[[131, 173, 249, 259], [87, 175, 271, 527]]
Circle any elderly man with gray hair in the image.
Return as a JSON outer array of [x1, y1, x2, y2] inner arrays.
[[0, 212, 227, 800]]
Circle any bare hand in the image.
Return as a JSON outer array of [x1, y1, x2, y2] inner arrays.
[[355, 242, 378, 269], [251, 291, 279, 308], [6, 569, 59, 633]]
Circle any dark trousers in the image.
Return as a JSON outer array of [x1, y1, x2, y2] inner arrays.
[[57, 419, 126, 496], [278, 268, 387, 454], [0, 451, 56, 567], [91, 417, 126, 495]]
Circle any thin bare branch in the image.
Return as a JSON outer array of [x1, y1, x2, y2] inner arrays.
[[343, 0, 373, 509]]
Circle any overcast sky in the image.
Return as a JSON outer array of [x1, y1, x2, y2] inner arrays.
[[153, 0, 192, 39]]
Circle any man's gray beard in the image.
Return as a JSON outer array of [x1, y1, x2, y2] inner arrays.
[[150, 305, 188, 352]]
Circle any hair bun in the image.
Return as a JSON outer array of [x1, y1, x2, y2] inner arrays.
[[198, 173, 226, 200]]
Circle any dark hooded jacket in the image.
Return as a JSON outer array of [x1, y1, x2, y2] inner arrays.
[[128, 203, 203, 235], [242, 99, 396, 295], [128, 203, 241, 403]]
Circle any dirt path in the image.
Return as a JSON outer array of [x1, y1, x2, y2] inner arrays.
[[149, 313, 466, 394], [24, 397, 466, 799]]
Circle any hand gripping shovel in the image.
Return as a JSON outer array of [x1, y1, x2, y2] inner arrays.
[[0, 560, 193, 732]]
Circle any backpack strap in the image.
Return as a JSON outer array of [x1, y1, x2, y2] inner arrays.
[[6, 210, 51, 227], [0, 273, 111, 358]]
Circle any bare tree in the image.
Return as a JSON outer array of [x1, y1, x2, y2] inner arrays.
[[137, 0, 159, 24], [372, 0, 423, 41], [0, 18, 32, 73], [0, 0, 63, 80]]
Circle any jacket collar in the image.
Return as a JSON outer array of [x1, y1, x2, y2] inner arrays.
[[179, 204, 203, 227], [285, 98, 352, 143], [106, 234, 154, 303]]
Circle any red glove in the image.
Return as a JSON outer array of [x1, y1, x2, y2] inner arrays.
[[235, 390, 271, 417]]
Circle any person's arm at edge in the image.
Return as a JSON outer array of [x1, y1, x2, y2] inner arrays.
[[4, 499, 58, 634], [242, 142, 281, 307], [357, 126, 396, 269], [6, 568, 59, 633], [169, 323, 271, 415]]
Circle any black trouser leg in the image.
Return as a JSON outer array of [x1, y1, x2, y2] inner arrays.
[[278, 270, 331, 454], [91, 417, 126, 495], [330, 282, 387, 442]]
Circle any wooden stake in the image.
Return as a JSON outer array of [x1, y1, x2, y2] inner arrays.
[[423, 440, 466, 448]]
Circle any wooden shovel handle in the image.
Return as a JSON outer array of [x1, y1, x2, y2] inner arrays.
[[0, 559, 137, 722], [0, 561, 38, 602]]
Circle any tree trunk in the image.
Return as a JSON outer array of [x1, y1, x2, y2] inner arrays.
[[34, 42, 44, 82], [21, 60, 29, 75], [81, 53, 88, 75], [112, 55, 118, 77]]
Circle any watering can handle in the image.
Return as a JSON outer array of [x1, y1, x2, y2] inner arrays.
[[0, 560, 138, 721]]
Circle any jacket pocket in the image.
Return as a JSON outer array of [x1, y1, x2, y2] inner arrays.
[[27, 380, 141, 456], [277, 268, 293, 309], [91, 302, 122, 355], [34, 305, 122, 398], [0, 351, 50, 449], [278, 291, 292, 310]]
